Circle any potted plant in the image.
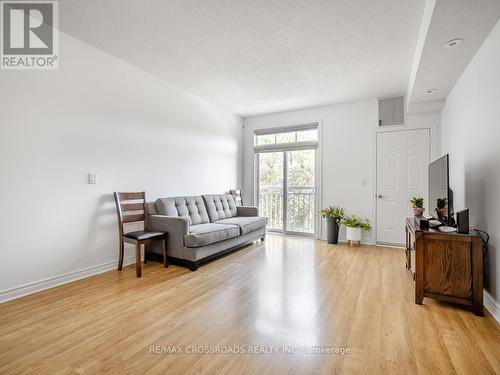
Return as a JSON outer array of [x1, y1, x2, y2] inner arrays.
[[341, 215, 371, 245], [410, 197, 424, 217], [321, 206, 344, 244], [436, 198, 448, 219]]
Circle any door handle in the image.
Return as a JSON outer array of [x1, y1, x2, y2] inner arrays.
[[377, 194, 384, 198]]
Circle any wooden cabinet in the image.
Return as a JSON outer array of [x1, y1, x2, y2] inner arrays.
[[405, 223, 416, 280], [405, 218, 484, 316]]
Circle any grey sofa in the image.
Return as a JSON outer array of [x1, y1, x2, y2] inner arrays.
[[146, 194, 267, 270]]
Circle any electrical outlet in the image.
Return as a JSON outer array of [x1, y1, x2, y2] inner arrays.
[[88, 173, 97, 184]]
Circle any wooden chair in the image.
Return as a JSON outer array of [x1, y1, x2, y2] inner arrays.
[[230, 189, 243, 206], [113, 192, 168, 277]]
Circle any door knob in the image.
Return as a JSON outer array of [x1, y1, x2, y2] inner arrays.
[[377, 194, 384, 198]]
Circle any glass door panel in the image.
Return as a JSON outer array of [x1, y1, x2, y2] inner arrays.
[[258, 152, 284, 231], [286, 149, 315, 234]]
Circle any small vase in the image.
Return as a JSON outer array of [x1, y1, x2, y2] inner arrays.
[[326, 217, 340, 244], [413, 208, 424, 217], [346, 227, 362, 242], [436, 208, 448, 219]]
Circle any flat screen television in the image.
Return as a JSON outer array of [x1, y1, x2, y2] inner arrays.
[[429, 154, 454, 226]]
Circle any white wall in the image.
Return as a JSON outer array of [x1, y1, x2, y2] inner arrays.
[[406, 111, 442, 160], [243, 99, 379, 243], [243, 100, 441, 244], [0, 32, 242, 300], [441, 19, 500, 318]]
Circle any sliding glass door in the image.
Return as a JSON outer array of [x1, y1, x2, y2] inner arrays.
[[286, 149, 315, 234], [257, 149, 316, 235], [255, 123, 319, 236], [258, 152, 284, 231]]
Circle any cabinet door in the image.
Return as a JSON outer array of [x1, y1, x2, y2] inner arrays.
[[424, 238, 472, 298], [405, 224, 416, 280], [410, 247, 416, 280]]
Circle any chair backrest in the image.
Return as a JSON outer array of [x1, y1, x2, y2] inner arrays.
[[114, 192, 146, 235], [230, 189, 243, 206]]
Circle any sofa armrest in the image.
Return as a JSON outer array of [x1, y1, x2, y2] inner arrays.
[[237, 206, 259, 217], [148, 215, 190, 253], [148, 215, 190, 233]]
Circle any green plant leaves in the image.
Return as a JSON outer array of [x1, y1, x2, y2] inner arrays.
[[321, 206, 345, 218], [410, 196, 424, 209], [340, 215, 371, 230]]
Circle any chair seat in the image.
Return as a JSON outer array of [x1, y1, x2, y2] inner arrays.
[[124, 230, 166, 241]]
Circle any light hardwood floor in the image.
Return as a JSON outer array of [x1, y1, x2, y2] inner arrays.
[[0, 235, 499, 374]]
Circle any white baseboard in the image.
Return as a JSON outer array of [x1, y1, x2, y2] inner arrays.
[[0, 256, 136, 304], [375, 242, 405, 249], [484, 290, 500, 323]]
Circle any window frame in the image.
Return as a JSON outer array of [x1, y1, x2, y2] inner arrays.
[[254, 122, 319, 149], [253, 121, 321, 238]]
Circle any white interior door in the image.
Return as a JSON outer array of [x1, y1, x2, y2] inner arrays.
[[376, 129, 430, 245]]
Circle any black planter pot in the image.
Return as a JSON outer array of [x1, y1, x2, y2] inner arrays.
[[326, 217, 340, 244]]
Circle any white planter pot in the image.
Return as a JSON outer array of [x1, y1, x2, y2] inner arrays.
[[346, 227, 362, 242]]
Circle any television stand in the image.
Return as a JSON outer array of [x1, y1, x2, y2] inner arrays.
[[405, 217, 484, 316]]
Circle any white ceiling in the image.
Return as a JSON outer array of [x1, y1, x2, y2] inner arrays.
[[408, 0, 500, 106], [59, 0, 425, 116]]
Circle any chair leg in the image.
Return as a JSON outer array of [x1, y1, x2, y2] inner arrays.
[[118, 238, 124, 271], [135, 243, 142, 278], [163, 238, 169, 268]]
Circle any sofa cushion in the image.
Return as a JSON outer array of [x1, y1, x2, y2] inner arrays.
[[155, 196, 209, 225], [184, 223, 240, 248], [203, 194, 238, 222], [215, 216, 268, 235]]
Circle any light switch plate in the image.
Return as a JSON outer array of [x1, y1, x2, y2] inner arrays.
[[88, 173, 97, 184]]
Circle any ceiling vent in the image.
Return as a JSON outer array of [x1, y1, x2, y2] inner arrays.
[[379, 96, 404, 126]]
